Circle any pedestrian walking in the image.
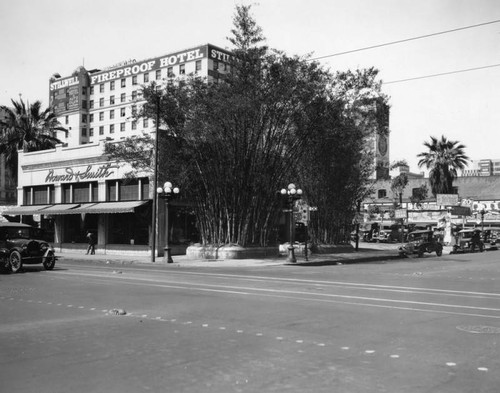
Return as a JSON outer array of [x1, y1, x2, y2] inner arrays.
[[86, 231, 96, 255]]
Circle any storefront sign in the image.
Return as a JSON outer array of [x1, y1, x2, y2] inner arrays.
[[436, 194, 459, 206], [45, 163, 119, 183]]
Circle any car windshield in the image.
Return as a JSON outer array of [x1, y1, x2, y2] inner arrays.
[[5, 227, 31, 239]]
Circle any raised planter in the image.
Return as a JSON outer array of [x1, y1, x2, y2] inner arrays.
[[186, 244, 279, 260]]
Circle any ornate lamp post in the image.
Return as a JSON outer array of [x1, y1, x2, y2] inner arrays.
[[156, 181, 180, 263], [280, 183, 303, 263]]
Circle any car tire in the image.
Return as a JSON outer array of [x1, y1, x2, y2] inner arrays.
[[417, 248, 424, 258], [436, 248, 443, 257], [43, 250, 56, 270], [9, 251, 23, 273]]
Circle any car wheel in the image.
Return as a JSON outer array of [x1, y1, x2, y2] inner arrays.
[[436, 248, 443, 257], [43, 250, 56, 270], [417, 248, 424, 258], [9, 251, 23, 273], [480, 243, 484, 252]]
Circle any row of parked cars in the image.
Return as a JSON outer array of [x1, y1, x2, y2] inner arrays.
[[0, 222, 56, 273]]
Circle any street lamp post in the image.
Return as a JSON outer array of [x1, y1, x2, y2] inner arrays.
[[280, 183, 303, 263], [156, 181, 180, 263]]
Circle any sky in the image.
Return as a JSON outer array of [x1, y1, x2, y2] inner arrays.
[[1, 0, 499, 172]]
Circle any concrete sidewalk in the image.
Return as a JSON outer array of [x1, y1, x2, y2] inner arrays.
[[56, 243, 405, 268]]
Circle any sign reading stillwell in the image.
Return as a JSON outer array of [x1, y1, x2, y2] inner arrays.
[[436, 194, 459, 206]]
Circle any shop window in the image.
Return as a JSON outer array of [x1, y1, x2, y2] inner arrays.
[[62, 184, 72, 203], [26, 185, 54, 205], [120, 179, 140, 201]]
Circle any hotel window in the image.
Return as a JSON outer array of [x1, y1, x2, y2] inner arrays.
[[179, 64, 186, 75], [99, 126, 104, 135], [81, 127, 87, 137], [120, 93, 126, 103], [110, 109, 115, 119], [132, 91, 137, 101], [90, 86, 94, 95], [89, 114, 94, 122], [110, 80, 115, 90], [28, 185, 54, 205], [99, 112, 104, 121], [131, 120, 137, 130], [120, 122, 125, 132], [100, 83, 104, 93], [195, 60, 202, 72], [155, 69, 161, 80], [110, 95, 115, 105], [82, 114, 87, 123], [89, 128, 94, 136], [99, 98, 104, 107], [132, 75, 138, 85], [110, 124, 115, 134], [167, 67, 174, 78], [89, 100, 94, 109], [213, 60, 219, 71], [121, 78, 126, 88], [82, 86, 87, 95], [144, 73, 149, 83], [120, 107, 126, 117], [65, 116, 69, 125], [82, 100, 87, 109], [143, 118, 148, 128]]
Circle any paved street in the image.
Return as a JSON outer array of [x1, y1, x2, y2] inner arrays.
[[1, 250, 500, 393]]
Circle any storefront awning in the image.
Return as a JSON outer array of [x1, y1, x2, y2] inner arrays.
[[39, 204, 80, 215], [72, 201, 149, 214], [2, 205, 52, 215]]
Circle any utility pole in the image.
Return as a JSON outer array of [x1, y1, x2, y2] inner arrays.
[[151, 89, 160, 262]]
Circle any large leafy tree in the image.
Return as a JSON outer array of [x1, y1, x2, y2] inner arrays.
[[0, 99, 67, 181], [106, 5, 389, 248], [300, 68, 390, 244], [417, 135, 469, 196]]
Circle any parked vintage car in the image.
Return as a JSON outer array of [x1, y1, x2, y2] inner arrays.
[[398, 230, 443, 257], [482, 227, 500, 250], [452, 228, 484, 253], [373, 224, 403, 243], [0, 222, 56, 273]]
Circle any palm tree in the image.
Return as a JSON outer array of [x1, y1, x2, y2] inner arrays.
[[417, 135, 469, 196], [0, 98, 67, 181]]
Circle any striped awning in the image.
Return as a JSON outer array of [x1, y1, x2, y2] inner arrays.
[[37, 204, 80, 215], [2, 205, 52, 215], [72, 201, 149, 214]]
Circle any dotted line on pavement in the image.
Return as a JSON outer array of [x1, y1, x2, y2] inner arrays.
[[0, 295, 491, 373]]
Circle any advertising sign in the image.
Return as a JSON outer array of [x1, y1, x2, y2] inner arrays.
[[436, 194, 459, 206]]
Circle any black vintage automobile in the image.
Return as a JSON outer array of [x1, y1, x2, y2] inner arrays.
[[452, 228, 484, 253], [398, 230, 443, 257], [0, 222, 56, 273]]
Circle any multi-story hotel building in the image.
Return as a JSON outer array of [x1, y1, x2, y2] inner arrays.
[[4, 44, 232, 256]]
